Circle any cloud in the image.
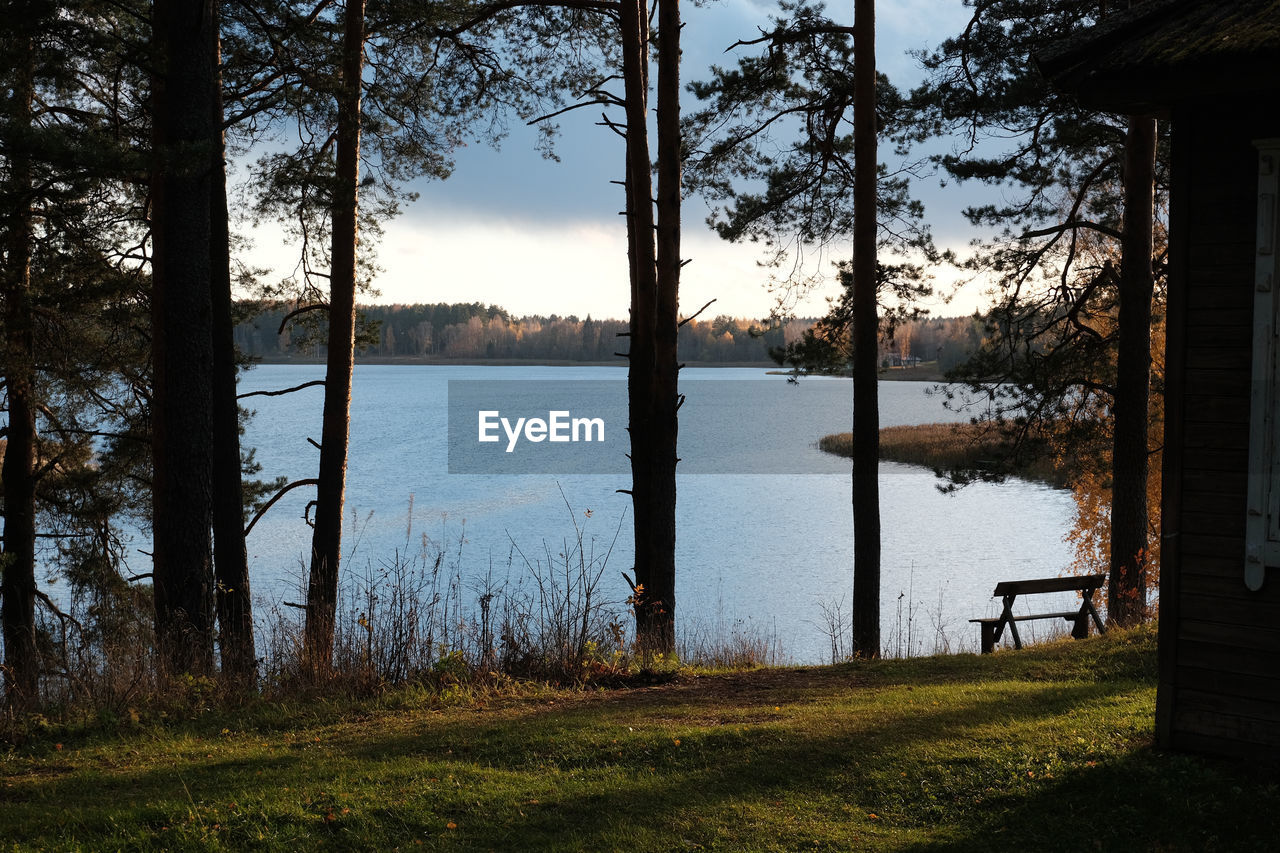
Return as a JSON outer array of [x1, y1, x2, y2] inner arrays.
[[369, 215, 806, 320], [242, 208, 991, 322], [236, 1, 995, 321]]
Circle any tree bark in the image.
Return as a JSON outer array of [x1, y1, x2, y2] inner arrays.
[[1, 16, 40, 708], [620, 0, 670, 653], [1108, 114, 1157, 626], [305, 0, 365, 672], [850, 0, 881, 657], [150, 0, 217, 677], [210, 16, 256, 684], [648, 0, 681, 654]]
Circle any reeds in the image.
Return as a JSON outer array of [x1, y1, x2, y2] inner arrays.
[[819, 423, 1065, 486]]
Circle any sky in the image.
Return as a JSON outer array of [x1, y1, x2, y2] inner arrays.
[[244, 0, 995, 322]]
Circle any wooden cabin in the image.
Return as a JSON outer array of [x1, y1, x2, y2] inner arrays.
[[1039, 0, 1280, 759]]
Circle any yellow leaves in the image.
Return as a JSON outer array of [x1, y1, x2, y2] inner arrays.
[[1058, 312, 1166, 592], [446, 821, 458, 831]]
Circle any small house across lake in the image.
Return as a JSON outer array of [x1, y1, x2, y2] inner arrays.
[[1040, 0, 1280, 760]]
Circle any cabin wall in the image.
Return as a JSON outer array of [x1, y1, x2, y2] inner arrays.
[[1159, 96, 1280, 758]]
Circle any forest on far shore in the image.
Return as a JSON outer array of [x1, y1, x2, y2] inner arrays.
[[234, 301, 987, 368]]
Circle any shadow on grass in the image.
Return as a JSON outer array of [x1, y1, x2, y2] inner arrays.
[[338, 679, 1147, 842], [900, 745, 1280, 852], [8, 630, 1259, 851], [6, 676, 1155, 850]]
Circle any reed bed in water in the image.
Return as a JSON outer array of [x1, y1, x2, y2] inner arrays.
[[818, 422, 1066, 486]]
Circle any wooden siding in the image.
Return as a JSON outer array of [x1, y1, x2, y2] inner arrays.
[[1160, 96, 1280, 759]]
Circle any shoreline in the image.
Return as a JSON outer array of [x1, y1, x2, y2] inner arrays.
[[250, 356, 776, 368], [819, 423, 1067, 487], [765, 362, 953, 383], [251, 357, 951, 378]]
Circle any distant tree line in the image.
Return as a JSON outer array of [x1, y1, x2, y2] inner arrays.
[[233, 300, 986, 367], [233, 301, 834, 364], [882, 315, 987, 373]]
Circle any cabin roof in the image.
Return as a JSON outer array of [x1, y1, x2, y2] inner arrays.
[[1037, 0, 1280, 111]]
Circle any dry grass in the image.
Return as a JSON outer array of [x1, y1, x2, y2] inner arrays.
[[819, 423, 1066, 486]]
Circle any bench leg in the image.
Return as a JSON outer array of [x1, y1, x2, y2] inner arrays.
[[1003, 614, 1023, 650], [1085, 595, 1106, 635], [980, 621, 996, 654], [1071, 611, 1089, 640]]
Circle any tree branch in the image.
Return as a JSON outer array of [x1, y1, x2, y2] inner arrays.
[[678, 298, 716, 327], [432, 0, 620, 39], [245, 478, 320, 536], [237, 380, 326, 399], [1020, 219, 1123, 242], [527, 96, 617, 126], [597, 112, 627, 139], [35, 589, 85, 633], [277, 303, 329, 335], [728, 23, 855, 51]]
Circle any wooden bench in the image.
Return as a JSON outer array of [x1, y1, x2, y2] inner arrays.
[[970, 574, 1107, 654]]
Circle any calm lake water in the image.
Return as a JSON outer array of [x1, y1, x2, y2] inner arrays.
[[233, 364, 1077, 662]]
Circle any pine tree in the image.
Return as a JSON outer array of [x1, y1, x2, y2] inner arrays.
[[685, 0, 934, 656], [149, 0, 218, 675], [244, 0, 620, 670], [914, 0, 1165, 623]]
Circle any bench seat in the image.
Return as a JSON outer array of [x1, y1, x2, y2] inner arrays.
[[969, 611, 1083, 625], [972, 575, 1107, 653]]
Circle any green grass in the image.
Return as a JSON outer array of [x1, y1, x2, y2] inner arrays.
[[3, 625, 1276, 851], [820, 423, 1065, 486]]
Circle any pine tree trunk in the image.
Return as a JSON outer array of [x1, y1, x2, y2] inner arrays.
[[620, 0, 668, 653], [150, 0, 217, 677], [1108, 114, 1157, 626], [305, 0, 364, 672], [850, 0, 881, 657], [1, 19, 40, 708], [650, 0, 682, 654], [210, 19, 256, 684]]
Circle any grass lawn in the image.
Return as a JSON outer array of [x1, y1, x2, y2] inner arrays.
[[3, 625, 1276, 851]]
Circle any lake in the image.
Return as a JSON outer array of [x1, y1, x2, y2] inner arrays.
[[235, 364, 1078, 662]]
